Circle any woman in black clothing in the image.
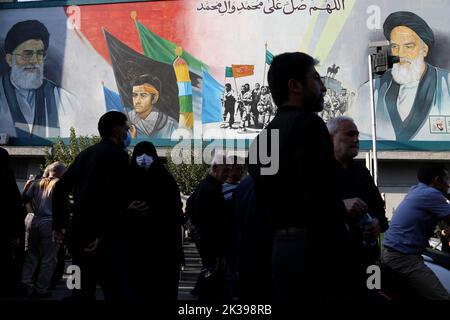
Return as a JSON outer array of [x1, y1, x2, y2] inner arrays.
[[126, 141, 183, 300]]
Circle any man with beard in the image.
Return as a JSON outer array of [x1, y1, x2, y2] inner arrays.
[[327, 116, 388, 300], [354, 11, 450, 141], [192, 153, 232, 299], [249, 52, 352, 300], [0, 20, 77, 139]]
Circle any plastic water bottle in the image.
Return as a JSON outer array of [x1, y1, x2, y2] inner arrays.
[[360, 213, 376, 247]]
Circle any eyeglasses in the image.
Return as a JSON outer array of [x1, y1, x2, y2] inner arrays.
[[13, 50, 47, 62]]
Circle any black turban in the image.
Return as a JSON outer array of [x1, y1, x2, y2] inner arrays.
[[4, 20, 49, 53], [383, 11, 434, 48]]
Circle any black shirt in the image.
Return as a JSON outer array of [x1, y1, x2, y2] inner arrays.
[[336, 160, 388, 233], [53, 139, 130, 246]]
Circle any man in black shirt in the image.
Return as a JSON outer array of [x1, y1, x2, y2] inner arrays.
[[53, 111, 131, 300], [193, 153, 232, 299], [249, 52, 351, 299], [327, 115, 388, 298]]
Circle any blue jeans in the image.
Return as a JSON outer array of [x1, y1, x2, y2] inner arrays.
[[21, 217, 59, 294]]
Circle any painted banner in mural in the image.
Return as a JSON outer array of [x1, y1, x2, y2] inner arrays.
[[0, 0, 450, 149]]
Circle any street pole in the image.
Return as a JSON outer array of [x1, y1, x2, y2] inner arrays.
[[368, 55, 378, 186], [263, 42, 267, 87]]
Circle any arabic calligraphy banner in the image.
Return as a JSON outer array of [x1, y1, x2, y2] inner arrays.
[[1, 0, 450, 150], [197, 0, 345, 15]]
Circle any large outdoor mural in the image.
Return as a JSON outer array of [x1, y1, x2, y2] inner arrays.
[[1, 0, 450, 149]]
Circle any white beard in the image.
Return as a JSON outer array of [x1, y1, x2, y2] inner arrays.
[[10, 60, 44, 90], [391, 54, 425, 85]]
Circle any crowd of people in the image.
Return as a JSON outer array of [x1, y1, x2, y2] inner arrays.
[[222, 82, 276, 132], [1, 51, 450, 301], [1, 112, 183, 300]]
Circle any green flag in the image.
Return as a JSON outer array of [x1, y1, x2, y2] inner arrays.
[[135, 20, 209, 72], [225, 66, 233, 78], [266, 49, 274, 65]]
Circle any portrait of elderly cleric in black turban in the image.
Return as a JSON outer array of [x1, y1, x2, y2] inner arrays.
[[0, 20, 77, 139], [354, 11, 450, 141]]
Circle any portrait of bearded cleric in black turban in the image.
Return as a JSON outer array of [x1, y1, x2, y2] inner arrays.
[[0, 20, 78, 139], [353, 11, 450, 142]]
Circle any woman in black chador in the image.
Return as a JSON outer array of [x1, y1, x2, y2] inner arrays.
[[126, 141, 183, 299]]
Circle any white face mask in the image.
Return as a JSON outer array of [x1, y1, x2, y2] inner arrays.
[[136, 153, 153, 170]]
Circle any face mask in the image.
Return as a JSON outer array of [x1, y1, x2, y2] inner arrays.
[[122, 131, 131, 149], [136, 153, 153, 170]]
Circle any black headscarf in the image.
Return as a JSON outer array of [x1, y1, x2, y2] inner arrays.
[[126, 142, 183, 300], [129, 141, 181, 210], [130, 141, 162, 172]]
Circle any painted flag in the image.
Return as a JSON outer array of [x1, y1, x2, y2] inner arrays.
[[173, 48, 193, 129], [231, 64, 254, 78], [104, 29, 201, 122], [202, 70, 224, 124], [225, 66, 233, 78], [102, 84, 125, 113], [266, 49, 274, 65], [134, 19, 208, 72]]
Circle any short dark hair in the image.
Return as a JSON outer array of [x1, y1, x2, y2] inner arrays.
[[97, 111, 127, 138], [131, 74, 161, 92], [417, 163, 447, 185], [268, 52, 318, 106]]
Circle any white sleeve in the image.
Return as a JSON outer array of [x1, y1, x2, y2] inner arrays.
[[54, 87, 80, 138]]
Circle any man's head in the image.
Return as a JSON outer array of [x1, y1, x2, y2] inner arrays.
[[244, 83, 250, 92], [254, 83, 260, 90], [225, 83, 232, 92], [98, 111, 130, 147], [208, 153, 232, 183], [417, 163, 449, 195], [131, 74, 160, 120], [225, 156, 244, 184], [383, 11, 434, 85], [261, 86, 268, 94], [4, 20, 49, 90], [327, 116, 359, 165], [267, 52, 326, 111]]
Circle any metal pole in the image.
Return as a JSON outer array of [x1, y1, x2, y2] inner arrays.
[[365, 151, 371, 173], [263, 42, 268, 87], [368, 55, 378, 186]]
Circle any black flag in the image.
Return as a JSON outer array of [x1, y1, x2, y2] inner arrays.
[[104, 29, 201, 121]]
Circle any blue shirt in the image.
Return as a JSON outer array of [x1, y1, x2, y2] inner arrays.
[[383, 183, 450, 255]]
